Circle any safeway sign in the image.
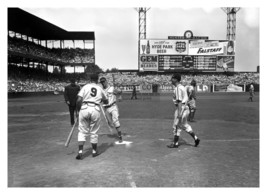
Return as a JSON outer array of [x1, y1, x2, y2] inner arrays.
[[140, 84, 153, 93]]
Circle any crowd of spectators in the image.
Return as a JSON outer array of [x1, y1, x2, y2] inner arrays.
[[8, 37, 94, 63], [8, 64, 259, 93], [102, 72, 260, 86]]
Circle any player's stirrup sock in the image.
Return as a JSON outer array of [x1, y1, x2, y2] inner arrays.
[[189, 132, 198, 140], [92, 143, 97, 153], [78, 145, 83, 153], [118, 131, 122, 137], [174, 135, 179, 145]]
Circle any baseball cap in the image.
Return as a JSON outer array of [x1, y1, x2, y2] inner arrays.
[[191, 79, 196, 86], [99, 77, 107, 83], [171, 73, 181, 82]]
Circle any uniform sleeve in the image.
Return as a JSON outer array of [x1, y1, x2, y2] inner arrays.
[[110, 86, 120, 95], [101, 88, 108, 100], [113, 87, 121, 95], [173, 87, 179, 104]]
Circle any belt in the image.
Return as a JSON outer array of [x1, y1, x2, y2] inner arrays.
[[103, 102, 116, 108], [83, 101, 99, 106], [177, 100, 186, 105]]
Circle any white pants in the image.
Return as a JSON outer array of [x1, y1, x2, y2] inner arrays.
[[104, 104, 120, 128], [173, 105, 192, 136], [188, 99, 196, 111], [78, 105, 101, 144]]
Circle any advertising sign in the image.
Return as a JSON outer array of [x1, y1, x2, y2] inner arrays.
[[189, 45, 224, 55], [214, 84, 228, 92], [188, 40, 235, 56], [117, 85, 140, 93], [140, 55, 158, 71], [225, 40, 235, 55], [158, 84, 174, 93], [140, 84, 153, 93], [189, 40, 219, 48], [140, 39, 188, 55], [226, 84, 243, 92], [168, 36, 209, 40], [216, 56, 235, 72], [196, 84, 210, 92]]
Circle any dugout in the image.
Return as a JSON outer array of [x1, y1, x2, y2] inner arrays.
[[8, 8, 95, 78]]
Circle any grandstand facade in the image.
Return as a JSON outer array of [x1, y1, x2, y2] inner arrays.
[[8, 8, 95, 76]]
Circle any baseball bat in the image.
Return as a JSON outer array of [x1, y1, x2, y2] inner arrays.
[[100, 105, 113, 133], [65, 118, 78, 147]]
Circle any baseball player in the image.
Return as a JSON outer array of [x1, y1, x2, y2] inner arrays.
[[64, 78, 80, 126], [117, 86, 123, 102], [99, 77, 123, 142], [75, 74, 108, 160], [167, 73, 200, 148], [248, 83, 255, 102], [131, 85, 137, 100], [186, 79, 197, 122]]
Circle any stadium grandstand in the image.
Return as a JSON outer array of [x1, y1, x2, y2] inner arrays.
[[8, 8, 96, 92]]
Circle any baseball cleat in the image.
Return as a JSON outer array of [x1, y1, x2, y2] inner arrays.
[[195, 138, 200, 147], [75, 153, 83, 160], [118, 136, 123, 143], [167, 143, 179, 148]]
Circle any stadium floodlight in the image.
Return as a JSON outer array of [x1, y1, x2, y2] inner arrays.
[[221, 7, 241, 40], [135, 8, 150, 70]]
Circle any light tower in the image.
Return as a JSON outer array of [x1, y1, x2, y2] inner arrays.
[[135, 7, 150, 70], [221, 7, 241, 40]]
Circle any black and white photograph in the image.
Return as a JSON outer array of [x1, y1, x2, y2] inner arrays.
[[2, 0, 265, 192]]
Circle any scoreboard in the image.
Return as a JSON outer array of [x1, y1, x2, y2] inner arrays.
[[158, 55, 183, 70], [193, 56, 216, 71], [139, 31, 235, 72], [157, 55, 216, 71]]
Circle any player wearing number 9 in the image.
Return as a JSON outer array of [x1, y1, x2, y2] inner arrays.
[[75, 74, 108, 159]]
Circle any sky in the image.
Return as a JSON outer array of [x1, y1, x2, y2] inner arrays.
[[5, 1, 260, 72]]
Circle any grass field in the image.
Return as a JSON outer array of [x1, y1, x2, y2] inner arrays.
[[8, 92, 259, 187]]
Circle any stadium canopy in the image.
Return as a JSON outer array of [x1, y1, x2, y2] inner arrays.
[[8, 8, 95, 41]]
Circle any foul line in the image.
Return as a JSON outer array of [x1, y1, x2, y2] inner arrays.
[[158, 138, 259, 143], [203, 138, 259, 142], [127, 171, 137, 188]]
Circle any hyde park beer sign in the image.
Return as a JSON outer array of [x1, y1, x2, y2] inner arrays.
[[140, 39, 189, 55]]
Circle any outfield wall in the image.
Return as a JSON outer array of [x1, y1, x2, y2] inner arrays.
[[8, 83, 259, 99], [118, 84, 259, 93]]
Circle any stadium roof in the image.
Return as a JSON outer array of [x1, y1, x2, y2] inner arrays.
[[8, 8, 95, 41]]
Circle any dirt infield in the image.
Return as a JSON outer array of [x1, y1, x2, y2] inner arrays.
[[8, 92, 259, 187]]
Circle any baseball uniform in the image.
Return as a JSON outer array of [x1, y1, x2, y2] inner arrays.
[[249, 84, 255, 101], [77, 83, 107, 144], [103, 86, 121, 128], [172, 84, 192, 136]]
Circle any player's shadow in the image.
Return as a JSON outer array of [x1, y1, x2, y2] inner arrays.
[[167, 137, 195, 147], [82, 142, 115, 159], [106, 132, 127, 139]]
